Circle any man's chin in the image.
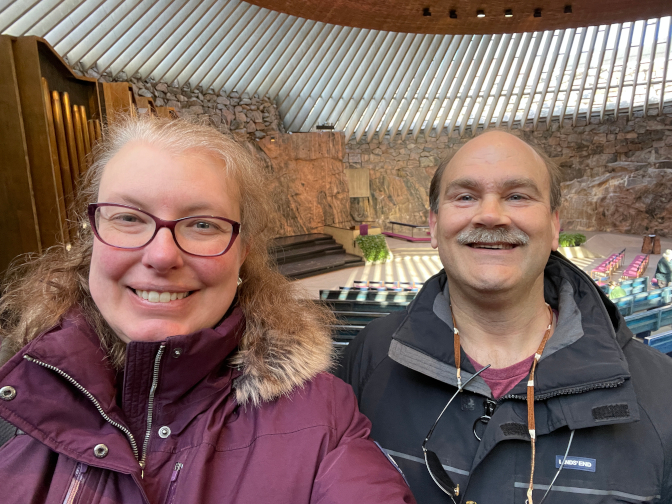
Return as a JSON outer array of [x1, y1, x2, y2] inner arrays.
[[451, 270, 521, 295]]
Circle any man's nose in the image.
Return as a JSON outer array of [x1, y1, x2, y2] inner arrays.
[[472, 195, 511, 227], [141, 227, 184, 272]]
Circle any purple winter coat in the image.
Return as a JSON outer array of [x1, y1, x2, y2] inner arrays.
[[0, 307, 415, 503]]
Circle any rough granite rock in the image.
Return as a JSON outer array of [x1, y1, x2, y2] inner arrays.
[[256, 132, 351, 236], [560, 167, 672, 236]]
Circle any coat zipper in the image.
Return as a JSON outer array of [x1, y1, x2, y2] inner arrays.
[[62, 462, 88, 504], [139, 343, 166, 478], [498, 377, 625, 402], [164, 462, 183, 504], [23, 355, 139, 460]]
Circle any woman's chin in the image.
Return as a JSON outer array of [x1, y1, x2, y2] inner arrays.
[[112, 320, 195, 343]]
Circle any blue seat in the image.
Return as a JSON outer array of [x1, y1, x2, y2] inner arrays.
[[644, 330, 672, 357]]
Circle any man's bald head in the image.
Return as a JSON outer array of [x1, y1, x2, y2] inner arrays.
[[429, 131, 562, 213]]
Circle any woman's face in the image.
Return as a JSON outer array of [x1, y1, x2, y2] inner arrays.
[[89, 141, 247, 343]]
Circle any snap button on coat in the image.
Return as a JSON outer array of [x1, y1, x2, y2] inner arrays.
[[94, 444, 109, 458], [0, 386, 16, 401], [158, 426, 171, 438]]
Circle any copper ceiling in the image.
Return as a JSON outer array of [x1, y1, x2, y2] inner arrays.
[[245, 0, 672, 34]]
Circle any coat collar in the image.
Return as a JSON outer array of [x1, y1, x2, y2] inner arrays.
[[0, 308, 245, 473], [388, 252, 638, 429]]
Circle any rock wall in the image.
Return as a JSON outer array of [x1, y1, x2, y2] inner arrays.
[[256, 132, 352, 236], [346, 107, 672, 236], [81, 67, 672, 237], [89, 70, 284, 141]]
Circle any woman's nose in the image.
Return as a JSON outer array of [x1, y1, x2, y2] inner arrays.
[[141, 228, 184, 272]]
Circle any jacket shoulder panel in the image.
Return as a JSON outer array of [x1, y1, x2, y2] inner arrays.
[[337, 311, 407, 398]]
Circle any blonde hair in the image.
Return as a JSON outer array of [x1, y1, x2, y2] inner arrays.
[[0, 116, 335, 377]]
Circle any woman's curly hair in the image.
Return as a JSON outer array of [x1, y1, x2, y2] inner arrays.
[[0, 116, 334, 374]]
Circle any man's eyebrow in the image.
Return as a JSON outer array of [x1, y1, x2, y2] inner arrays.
[[444, 178, 481, 192], [500, 177, 542, 195], [444, 177, 542, 194]]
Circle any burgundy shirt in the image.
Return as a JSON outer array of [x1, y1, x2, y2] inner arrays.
[[467, 353, 535, 399], [465, 310, 557, 399]]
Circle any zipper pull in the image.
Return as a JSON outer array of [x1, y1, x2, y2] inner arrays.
[[171, 462, 183, 481], [140, 461, 145, 479]]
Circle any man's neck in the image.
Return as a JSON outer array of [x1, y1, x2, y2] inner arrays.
[[449, 279, 554, 369]]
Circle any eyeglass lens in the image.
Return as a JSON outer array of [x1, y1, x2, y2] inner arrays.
[[94, 205, 234, 256]]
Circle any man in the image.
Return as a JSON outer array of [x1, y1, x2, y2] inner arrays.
[[654, 249, 672, 287], [338, 131, 672, 504]]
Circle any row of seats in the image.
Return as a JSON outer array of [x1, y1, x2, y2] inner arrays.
[[598, 277, 649, 296], [323, 285, 672, 358], [644, 329, 672, 356], [591, 249, 626, 279], [622, 254, 650, 279], [612, 286, 672, 316]]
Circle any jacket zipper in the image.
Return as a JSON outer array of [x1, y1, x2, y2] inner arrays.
[[164, 462, 183, 504], [62, 462, 88, 504], [23, 355, 139, 460], [499, 377, 625, 402], [139, 343, 166, 478]]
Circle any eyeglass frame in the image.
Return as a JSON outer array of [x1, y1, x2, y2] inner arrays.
[[422, 364, 490, 503], [422, 364, 576, 504], [87, 203, 241, 257]]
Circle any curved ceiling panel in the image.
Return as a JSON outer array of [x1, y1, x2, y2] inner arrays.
[[245, 0, 672, 36], [1, 0, 671, 142]]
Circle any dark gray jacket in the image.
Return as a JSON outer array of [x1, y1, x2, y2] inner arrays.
[[338, 252, 672, 504]]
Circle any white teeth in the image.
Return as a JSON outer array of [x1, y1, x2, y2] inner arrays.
[[473, 244, 514, 250], [134, 289, 190, 303]]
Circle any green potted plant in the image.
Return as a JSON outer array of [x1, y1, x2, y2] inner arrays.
[[354, 234, 391, 263]]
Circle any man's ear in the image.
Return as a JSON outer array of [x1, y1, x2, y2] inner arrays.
[[429, 210, 439, 249], [550, 209, 560, 251]]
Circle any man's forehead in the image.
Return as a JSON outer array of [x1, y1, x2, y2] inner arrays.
[[442, 132, 548, 188]]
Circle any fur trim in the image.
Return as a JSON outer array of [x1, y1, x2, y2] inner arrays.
[[230, 326, 335, 407]]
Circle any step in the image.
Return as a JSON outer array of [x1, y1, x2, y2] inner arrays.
[[322, 299, 410, 313], [270, 234, 335, 252], [273, 242, 344, 265], [330, 325, 365, 338], [277, 253, 365, 279], [334, 311, 388, 325]]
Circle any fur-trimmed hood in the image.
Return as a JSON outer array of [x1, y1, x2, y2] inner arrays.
[[231, 308, 334, 406]]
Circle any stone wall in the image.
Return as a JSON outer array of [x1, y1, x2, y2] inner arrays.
[[89, 69, 284, 140], [81, 66, 672, 238], [346, 107, 672, 236]]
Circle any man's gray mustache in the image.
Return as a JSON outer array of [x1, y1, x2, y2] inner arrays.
[[456, 228, 530, 246]]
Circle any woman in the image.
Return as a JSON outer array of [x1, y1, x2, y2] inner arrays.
[[0, 117, 414, 503]]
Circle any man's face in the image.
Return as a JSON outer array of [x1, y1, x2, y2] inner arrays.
[[429, 131, 559, 296]]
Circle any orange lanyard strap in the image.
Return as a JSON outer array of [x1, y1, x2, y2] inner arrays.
[[453, 323, 462, 389], [526, 304, 553, 504]]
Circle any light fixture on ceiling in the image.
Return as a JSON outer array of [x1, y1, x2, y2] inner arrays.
[[504, 9, 513, 17], [449, 9, 457, 18], [477, 10, 485, 17], [534, 8, 542, 17], [564, 5, 572, 13], [423, 7, 431, 16], [270, 136, 276, 142]]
